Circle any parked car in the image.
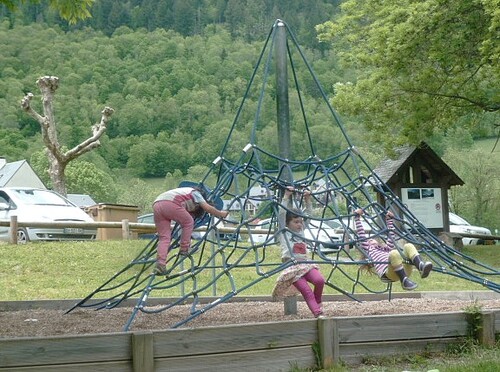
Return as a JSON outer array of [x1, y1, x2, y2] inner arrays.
[[248, 218, 277, 244], [0, 187, 96, 243], [449, 212, 493, 245], [136, 213, 215, 240], [137, 213, 156, 239], [346, 217, 374, 236], [212, 217, 241, 241], [324, 217, 374, 249], [248, 217, 343, 253], [304, 219, 344, 253]]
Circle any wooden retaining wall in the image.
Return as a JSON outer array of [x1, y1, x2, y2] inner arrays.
[[0, 310, 498, 371]]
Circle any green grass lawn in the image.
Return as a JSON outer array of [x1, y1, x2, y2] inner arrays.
[[324, 340, 500, 372], [0, 240, 498, 301]]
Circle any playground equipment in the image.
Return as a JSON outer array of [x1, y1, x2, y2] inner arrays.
[[67, 20, 499, 330]]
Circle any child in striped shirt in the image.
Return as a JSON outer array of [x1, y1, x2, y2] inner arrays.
[[354, 208, 432, 290]]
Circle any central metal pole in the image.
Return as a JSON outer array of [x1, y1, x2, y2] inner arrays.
[[275, 20, 297, 315], [276, 20, 292, 181]]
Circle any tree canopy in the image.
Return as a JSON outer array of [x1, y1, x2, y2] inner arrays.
[[0, 0, 94, 23], [316, 0, 499, 148]]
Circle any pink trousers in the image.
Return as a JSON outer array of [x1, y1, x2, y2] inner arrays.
[[292, 268, 325, 316], [153, 200, 194, 266]]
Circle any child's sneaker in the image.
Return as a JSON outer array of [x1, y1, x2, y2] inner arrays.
[[418, 261, 433, 279], [401, 277, 418, 291], [154, 263, 167, 276], [179, 248, 189, 256]]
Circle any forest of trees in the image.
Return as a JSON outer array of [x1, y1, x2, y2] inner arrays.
[[0, 0, 498, 228], [0, 1, 348, 178], [0, 20, 346, 172], [0, 0, 340, 48]]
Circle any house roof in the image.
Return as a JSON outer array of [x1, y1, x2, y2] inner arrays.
[[0, 159, 46, 189], [0, 160, 22, 186], [373, 142, 464, 186], [67, 194, 97, 208], [373, 146, 415, 184]]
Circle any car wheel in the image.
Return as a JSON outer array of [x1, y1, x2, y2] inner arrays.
[[17, 228, 30, 244]]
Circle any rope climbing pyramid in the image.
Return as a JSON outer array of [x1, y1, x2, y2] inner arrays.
[[67, 20, 499, 330]]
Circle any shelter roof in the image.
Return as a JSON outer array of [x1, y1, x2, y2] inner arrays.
[[373, 142, 464, 186]]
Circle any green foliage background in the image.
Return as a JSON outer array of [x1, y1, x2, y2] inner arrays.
[[0, 0, 498, 231]]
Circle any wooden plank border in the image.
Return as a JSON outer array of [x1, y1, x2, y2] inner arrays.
[[0, 310, 498, 371]]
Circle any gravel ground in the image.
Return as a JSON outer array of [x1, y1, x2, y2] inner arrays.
[[1, 297, 499, 338]]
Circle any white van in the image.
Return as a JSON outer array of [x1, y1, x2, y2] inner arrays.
[[0, 187, 96, 243]]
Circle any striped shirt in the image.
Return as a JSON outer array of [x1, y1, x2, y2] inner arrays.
[[355, 214, 395, 277]]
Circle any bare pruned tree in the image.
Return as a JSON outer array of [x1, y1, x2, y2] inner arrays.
[[21, 76, 114, 196]]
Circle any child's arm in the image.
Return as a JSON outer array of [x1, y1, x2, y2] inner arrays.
[[303, 189, 312, 226], [278, 187, 294, 228], [354, 209, 370, 251], [199, 201, 229, 219]]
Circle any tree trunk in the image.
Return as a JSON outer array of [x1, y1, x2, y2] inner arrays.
[[47, 151, 67, 196], [21, 76, 114, 196]]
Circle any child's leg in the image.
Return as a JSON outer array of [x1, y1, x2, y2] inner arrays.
[[172, 208, 195, 253], [385, 249, 404, 281], [385, 250, 418, 290], [404, 243, 433, 278], [302, 268, 325, 306], [293, 276, 322, 316], [154, 201, 194, 262], [402, 243, 416, 277], [153, 201, 174, 267]]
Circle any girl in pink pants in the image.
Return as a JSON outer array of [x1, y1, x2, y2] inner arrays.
[[152, 187, 228, 275], [272, 187, 325, 317]]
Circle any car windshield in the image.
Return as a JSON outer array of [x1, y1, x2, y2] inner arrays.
[[255, 218, 273, 227], [449, 213, 470, 226], [324, 219, 343, 229], [139, 214, 154, 224], [308, 220, 336, 230], [12, 189, 72, 206]]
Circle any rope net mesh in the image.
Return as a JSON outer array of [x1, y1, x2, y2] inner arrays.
[[68, 20, 499, 330]]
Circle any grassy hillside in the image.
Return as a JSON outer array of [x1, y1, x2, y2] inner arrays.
[[474, 137, 500, 155]]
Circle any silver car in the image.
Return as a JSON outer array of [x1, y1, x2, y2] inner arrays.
[[449, 212, 493, 245], [0, 187, 96, 243], [304, 219, 344, 253], [248, 217, 344, 253]]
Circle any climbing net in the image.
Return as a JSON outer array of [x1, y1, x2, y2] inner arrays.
[[67, 20, 499, 330]]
